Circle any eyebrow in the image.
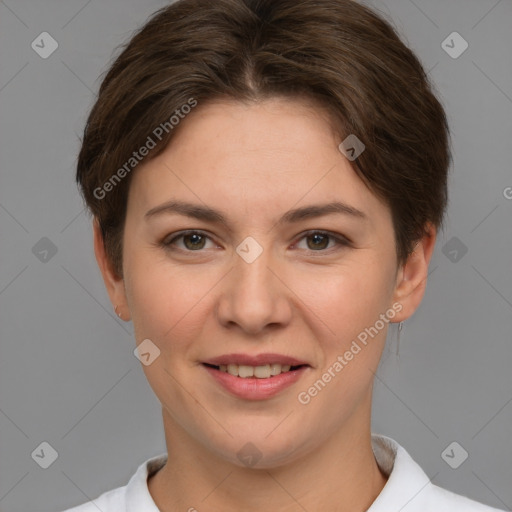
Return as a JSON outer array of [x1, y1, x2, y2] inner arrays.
[[144, 200, 368, 226]]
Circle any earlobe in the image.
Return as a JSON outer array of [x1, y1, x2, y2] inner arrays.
[[391, 224, 437, 323], [92, 218, 130, 321]]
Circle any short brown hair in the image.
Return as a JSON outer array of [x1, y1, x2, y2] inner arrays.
[[77, 0, 451, 278]]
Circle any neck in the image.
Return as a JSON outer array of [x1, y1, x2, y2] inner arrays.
[[148, 393, 388, 512]]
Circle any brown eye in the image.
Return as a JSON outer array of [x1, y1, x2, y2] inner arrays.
[[295, 230, 350, 253], [182, 233, 206, 250], [162, 231, 214, 251], [306, 233, 330, 250]]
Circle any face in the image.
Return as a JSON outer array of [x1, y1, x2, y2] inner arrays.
[[95, 97, 434, 468]]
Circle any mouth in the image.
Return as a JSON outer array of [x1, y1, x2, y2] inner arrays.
[[202, 362, 308, 379], [200, 354, 311, 400]]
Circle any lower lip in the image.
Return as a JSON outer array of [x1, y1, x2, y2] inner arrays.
[[202, 364, 309, 400]]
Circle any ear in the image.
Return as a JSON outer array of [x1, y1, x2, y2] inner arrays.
[[93, 218, 131, 321], [391, 223, 437, 322]]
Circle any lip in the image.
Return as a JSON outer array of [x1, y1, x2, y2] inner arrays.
[[202, 364, 310, 400], [203, 353, 309, 366]]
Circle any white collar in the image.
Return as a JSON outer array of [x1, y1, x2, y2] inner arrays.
[[122, 433, 499, 511]]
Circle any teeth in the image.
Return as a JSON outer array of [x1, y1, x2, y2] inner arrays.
[[218, 363, 294, 378], [270, 363, 281, 376], [227, 364, 239, 376], [238, 365, 254, 378], [254, 364, 271, 378]]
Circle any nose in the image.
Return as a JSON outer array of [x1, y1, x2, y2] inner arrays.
[[216, 241, 292, 336]]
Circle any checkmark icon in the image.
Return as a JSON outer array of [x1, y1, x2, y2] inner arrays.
[[441, 32, 468, 59], [442, 236, 468, 263], [31, 32, 58, 59], [31, 441, 59, 469], [134, 338, 161, 366], [339, 134, 365, 161], [32, 237, 58, 263], [237, 442, 262, 467], [441, 441, 468, 469], [236, 236, 263, 263]]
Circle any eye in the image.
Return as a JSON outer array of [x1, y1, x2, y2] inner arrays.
[[161, 229, 351, 254], [162, 230, 216, 251], [294, 230, 351, 252]]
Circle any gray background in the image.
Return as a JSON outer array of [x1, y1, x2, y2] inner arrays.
[[0, 0, 511, 511]]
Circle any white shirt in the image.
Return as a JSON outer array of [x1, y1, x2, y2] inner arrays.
[[60, 434, 505, 511]]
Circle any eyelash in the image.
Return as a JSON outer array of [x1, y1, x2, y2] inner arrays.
[[161, 230, 351, 254]]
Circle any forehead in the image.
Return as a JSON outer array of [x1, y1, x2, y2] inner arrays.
[[127, 98, 390, 228]]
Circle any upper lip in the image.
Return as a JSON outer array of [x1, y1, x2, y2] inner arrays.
[[203, 353, 310, 367]]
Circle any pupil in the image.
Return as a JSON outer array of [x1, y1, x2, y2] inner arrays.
[[182, 233, 328, 251], [185, 233, 204, 250], [309, 233, 328, 250]]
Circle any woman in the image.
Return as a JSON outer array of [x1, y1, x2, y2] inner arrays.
[[61, 0, 506, 510]]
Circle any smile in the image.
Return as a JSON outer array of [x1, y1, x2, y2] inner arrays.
[[206, 362, 304, 378], [201, 363, 310, 400]]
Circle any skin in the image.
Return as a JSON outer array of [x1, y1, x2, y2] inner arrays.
[[94, 97, 436, 512]]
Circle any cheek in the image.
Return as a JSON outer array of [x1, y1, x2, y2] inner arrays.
[[125, 252, 217, 347], [292, 261, 395, 419], [292, 255, 396, 345], [124, 257, 215, 402]]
